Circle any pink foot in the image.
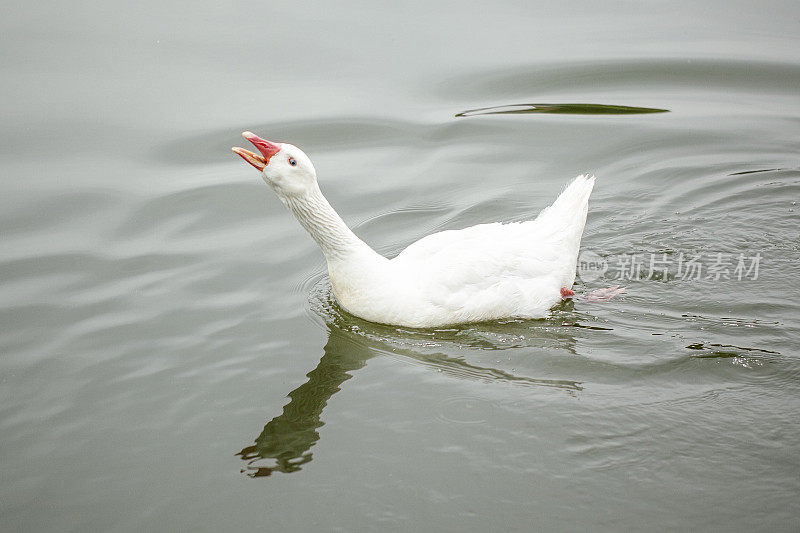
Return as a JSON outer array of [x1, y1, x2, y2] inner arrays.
[[560, 287, 575, 299], [581, 286, 626, 302]]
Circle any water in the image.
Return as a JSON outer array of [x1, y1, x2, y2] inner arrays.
[[2, 1, 800, 531]]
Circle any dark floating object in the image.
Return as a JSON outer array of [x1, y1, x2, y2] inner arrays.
[[728, 168, 785, 176], [455, 103, 670, 117]]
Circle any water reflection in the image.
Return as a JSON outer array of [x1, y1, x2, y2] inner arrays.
[[237, 328, 370, 477], [439, 58, 800, 99], [237, 320, 582, 477]]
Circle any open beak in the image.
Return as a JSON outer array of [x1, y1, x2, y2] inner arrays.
[[232, 131, 282, 171]]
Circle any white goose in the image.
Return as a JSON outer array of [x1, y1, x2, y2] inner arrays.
[[233, 132, 597, 328]]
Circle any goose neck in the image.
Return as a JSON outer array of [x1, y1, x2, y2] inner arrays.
[[283, 184, 369, 260]]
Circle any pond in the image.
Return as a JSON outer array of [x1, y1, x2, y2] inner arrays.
[[2, 1, 799, 531]]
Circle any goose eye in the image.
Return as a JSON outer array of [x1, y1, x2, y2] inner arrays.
[[289, 158, 297, 166]]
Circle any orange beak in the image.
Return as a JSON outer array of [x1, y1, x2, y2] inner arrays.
[[232, 131, 282, 171]]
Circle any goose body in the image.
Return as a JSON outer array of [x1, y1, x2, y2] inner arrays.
[[233, 132, 594, 328]]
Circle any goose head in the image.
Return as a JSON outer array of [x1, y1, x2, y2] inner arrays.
[[232, 131, 317, 197]]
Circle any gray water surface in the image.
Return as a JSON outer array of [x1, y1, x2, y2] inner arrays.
[[2, 1, 800, 531]]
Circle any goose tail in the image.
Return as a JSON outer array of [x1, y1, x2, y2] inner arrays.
[[534, 174, 596, 287], [536, 174, 595, 233]]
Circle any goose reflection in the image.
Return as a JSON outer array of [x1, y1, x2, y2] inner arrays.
[[237, 327, 371, 477], [237, 315, 583, 477]]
